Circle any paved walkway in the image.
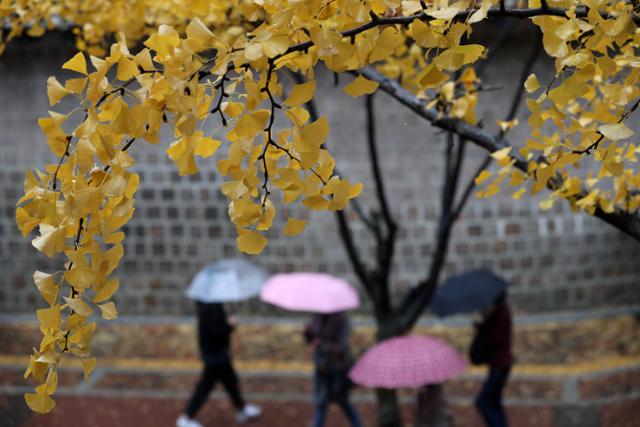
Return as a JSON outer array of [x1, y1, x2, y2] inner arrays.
[[2, 310, 639, 426], [2, 353, 640, 427]]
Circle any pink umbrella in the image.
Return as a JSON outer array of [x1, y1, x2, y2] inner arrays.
[[260, 272, 360, 313], [349, 335, 467, 389]]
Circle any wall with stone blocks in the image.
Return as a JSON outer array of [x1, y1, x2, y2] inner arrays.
[[1, 26, 639, 316]]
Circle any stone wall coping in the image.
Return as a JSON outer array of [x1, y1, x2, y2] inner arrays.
[[1, 304, 638, 327]]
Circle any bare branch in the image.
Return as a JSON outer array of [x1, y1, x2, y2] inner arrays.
[[452, 155, 492, 220], [336, 210, 374, 296], [366, 94, 396, 233], [365, 94, 398, 283]]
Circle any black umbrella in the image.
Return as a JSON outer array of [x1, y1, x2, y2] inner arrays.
[[428, 269, 508, 317]]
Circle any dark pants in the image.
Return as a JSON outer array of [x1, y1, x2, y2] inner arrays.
[[185, 359, 245, 418], [475, 367, 510, 427], [312, 369, 363, 427]]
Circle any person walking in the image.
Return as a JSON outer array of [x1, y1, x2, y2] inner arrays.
[[471, 293, 513, 427], [177, 302, 261, 427], [304, 312, 364, 427]]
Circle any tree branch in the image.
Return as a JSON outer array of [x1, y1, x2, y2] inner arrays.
[[365, 94, 398, 284], [276, 6, 639, 63], [361, 66, 640, 241], [336, 210, 374, 296]]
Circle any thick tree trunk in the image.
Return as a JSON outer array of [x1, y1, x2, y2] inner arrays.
[[374, 315, 403, 427], [376, 388, 403, 427]]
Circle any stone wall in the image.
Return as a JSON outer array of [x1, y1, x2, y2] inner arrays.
[[1, 26, 639, 316]]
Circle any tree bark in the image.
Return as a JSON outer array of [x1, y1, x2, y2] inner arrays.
[[376, 388, 403, 427], [373, 315, 404, 427]]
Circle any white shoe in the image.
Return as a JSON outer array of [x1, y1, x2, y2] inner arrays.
[[235, 403, 262, 423], [176, 415, 203, 427]]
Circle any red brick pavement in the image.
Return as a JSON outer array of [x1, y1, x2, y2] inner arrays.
[[4, 392, 570, 427]]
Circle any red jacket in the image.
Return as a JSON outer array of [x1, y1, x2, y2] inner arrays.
[[476, 302, 514, 369]]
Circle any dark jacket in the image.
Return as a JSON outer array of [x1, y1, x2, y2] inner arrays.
[[473, 301, 513, 369], [304, 312, 352, 372], [196, 302, 233, 363]]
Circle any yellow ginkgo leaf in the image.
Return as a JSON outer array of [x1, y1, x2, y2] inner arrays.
[[125, 173, 140, 199], [342, 75, 379, 97], [284, 217, 307, 236], [46, 77, 69, 106], [93, 278, 120, 303], [117, 56, 138, 81], [303, 195, 330, 210], [36, 306, 61, 331], [62, 52, 88, 75], [32, 224, 67, 258], [64, 266, 98, 289], [24, 393, 55, 414], [33, 271, 58, 306], [474, 170, 492, 185], [433, 45, 485, 71], [490, 146, 512, 161], [370, 27, 403, 62], [194, 137, 222, 158], [512, 187, 527, 199], [598, 123, 634, 141], [16, 208, 40, 237], [98, 302, 118, 320], [237, 231, 268, 254], [418, 64, 449, 89], [82, 358, 96, 382], [285, 81, 316, 106], [64, 297, 94, 317], [539, 198, 555, 210], [524, 74, 540, 93]]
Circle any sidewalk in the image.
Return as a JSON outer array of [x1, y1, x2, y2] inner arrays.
[[2, 310, 639, 427]]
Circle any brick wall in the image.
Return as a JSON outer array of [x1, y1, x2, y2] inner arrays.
[[1, 29, 639, 316]]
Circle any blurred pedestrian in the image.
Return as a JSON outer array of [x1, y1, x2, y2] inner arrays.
[[177, 302, 261, 427], [304, 312, 364, 427], [470, 293, 513, 427]]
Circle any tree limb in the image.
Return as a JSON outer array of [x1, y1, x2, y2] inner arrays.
[[277, 6, 640, 62], [360, 66, 640, 241], [365, 94, 398, 284]]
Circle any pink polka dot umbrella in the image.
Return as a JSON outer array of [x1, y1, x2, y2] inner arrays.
[[349, 335, 467, 389]]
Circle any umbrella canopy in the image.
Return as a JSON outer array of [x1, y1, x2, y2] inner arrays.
[[428, 269, 508, 317], [259, 272, 359, 313], [186, 259, 269, 303], [349, 335, 467, 389]]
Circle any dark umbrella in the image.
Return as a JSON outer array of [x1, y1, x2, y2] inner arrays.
[[428, 269, 508, 317]]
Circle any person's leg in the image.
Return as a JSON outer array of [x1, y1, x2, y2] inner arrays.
[[491, 368, 511, 427], [185, 363, 217, 418], [475, 370, 498, 426], [338, 398, 364, 427], [218, 360, 246, 410], [312, 371, 329, 427], [475, 367, 510, 427]]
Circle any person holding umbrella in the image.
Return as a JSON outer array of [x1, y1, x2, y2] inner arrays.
[[471, 292, 513, 427], [304, 311, 364, 427], [349, 335, 467, 427], [428, 269, 513, 427], [176, 259, 266, 427], [260, 272, 364, 427]]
